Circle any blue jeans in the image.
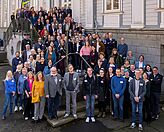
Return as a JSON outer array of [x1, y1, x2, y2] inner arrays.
[[48, 93, 60, 118], [112, 94, 124, 120], [132, 101, 143, 124], [14, 94, 23, 107], [86, 95, 95, 117], [2, 93, 13, 116]]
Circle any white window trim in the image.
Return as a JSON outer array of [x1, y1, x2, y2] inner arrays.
[[103, 0, 122, 13]]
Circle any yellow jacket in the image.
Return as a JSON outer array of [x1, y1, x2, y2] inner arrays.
[[32, 80, 45, 103]]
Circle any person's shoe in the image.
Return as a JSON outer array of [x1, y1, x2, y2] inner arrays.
[[91, 117, 96, 122], [2, 115, 6, 120], [32, 117, 35, 120], [25, 117, 29, 120], [73, 114, 78, 119], [19, 106, 23, 111], [14, 106, 18, 112], [85, 117, 90, 123], [155, 115, 159, 120], [102, 112, 106, 118], [97, 112, 102, 118], [64, 113, 69, 118], [138, 124, 143, 131], [130, 123, 136, 129]]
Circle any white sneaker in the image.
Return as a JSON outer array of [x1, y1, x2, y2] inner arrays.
[[85, 117, 90, 123], [73, 114, 78, 119], [14, 106, 18, 112], [64, 113, 69, 118], [32, 117, 35, 120], [91, 117, 95, 122], [25, 117, 28, 120], [19, 106, 23, 111]]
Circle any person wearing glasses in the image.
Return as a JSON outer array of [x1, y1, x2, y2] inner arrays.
[[63, 64, 79, 119], [149, 66, 163, 120]]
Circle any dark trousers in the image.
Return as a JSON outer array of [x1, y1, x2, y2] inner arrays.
[[82, 55, 90, 70], [151, 92, 161, 117], [24, 97, 34, 118], [143, 98, 151, 122], [98, 101, 106, 112], [123, 99, 131, 118], [73, 54, 81, 70], [48, 93, 60, 118], [59, 59, 65, 77]]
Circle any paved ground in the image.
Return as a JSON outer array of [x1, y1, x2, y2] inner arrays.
[[0, 65, 164, 132]]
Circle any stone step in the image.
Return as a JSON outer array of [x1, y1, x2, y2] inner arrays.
[[47, 110, 99, 128], [44, 101, 86, 119], [45, 101, 98, 128]]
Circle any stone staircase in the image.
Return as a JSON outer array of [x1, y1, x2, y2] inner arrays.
[[0, 50, 9, 66], [44, 101, 98, 128]]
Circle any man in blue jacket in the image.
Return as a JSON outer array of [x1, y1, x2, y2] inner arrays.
[[111, 68, 126, 121]]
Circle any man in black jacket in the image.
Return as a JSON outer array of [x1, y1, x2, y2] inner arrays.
[[104, 33, 117, 60], [83, 67, 98, 123], [21, 34, 32, 51], [149, 66, 163, 120]]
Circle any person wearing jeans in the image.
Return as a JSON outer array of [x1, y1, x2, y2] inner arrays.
[[129, 69, 146, 131], [2, 70, 16, 120], [111, 68, 126, 121], [63, 64, 79, 119], [83, 67, 97, 123], [16, 68, 27, 111]]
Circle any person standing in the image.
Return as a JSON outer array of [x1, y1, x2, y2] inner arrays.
[[63, 64, 79, 119], [97, 68, 108, 118], [16, 68, 28, 111], [111, 68, 126, 121], [142, 72, 151, 124], [24, 71, 34, 120], [83, 67, 98, 123], [117, 37, 128, 62], [2, 71, 16, 120], [32, 72, 45, 123], [129, 69, 146, 131], [149, 66, 163, 120], [45, 67, 63, 120], [123, 70, 133, 119], [12, 51, 23, 73]]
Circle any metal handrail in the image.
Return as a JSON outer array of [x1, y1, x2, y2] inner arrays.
[[53, 52, 93, 71], [3, 22, 13, 51], [2, 17, 40, 51]]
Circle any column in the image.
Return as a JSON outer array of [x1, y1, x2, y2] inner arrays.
[[160, 0, 164, 28], [72, 0, 80, 22], [131, 0, 145, 28], [85, 0, 94, 28]]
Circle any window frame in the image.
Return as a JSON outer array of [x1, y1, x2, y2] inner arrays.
[[104, 0, 121, 13]]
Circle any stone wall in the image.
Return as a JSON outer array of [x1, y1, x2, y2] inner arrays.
[[86, 28, 164, 75]]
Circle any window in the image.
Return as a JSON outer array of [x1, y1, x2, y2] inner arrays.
[[105, 0, 120, 12], [63, 0, 71, 8]]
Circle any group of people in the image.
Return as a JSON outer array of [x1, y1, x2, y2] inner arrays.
[[2, 5, 163, 132]]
